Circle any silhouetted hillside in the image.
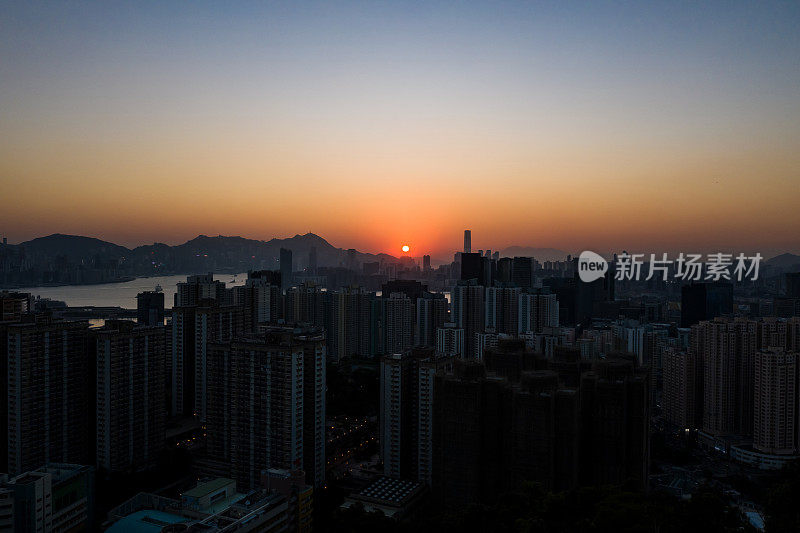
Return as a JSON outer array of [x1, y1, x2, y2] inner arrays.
[[10, 232, 398, 279]]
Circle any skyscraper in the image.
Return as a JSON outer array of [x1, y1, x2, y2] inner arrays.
[[662, 348, 700, 429], [170, 305, 196, 417], [422, 254, 431, 271], [417, 355, 451, 485], [323, 287, 374, 361], [298, 329, 327, 489], [280, 247, 293, 292], [432, 360, 507, 508], [416, 293, 447, 348], [95, 320, 166, 472], [205, 328, 326, 490], [518, 291, 559, 334], [753, 348, 797, 455], [460, 252, 487, 285], [0, 291, 31, 322], [170, 300, 248, 419], [380, 348, 449, 483], [193, 303, 248, 422], [175, 273, 228, 307], [463, 229, 471, 254], [6, 317, 91, 474], [432, 352, 649, 509], [485, 286, 521, 335], [380, 293, 414, 355], [681, 282, 734, 328], [234, 270, 282, 325], [579, 356, 650, 489], [436, 324, 465, 358], [450, 282, 485, 358], [380, 352, 417, 480], [207, 335, 303, 490], [511, 257, 533, 289], [692, 317, 757, 436], [136, 290, 164, 326], [785, 272, 800, 298], [285, 282, 326, 327], [308, 246, 318, 275]]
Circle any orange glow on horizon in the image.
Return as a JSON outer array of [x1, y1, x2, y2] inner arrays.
[[1, 3, 799, 259]]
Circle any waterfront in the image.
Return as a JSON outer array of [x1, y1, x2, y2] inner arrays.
[[15, 273, 247, 309]]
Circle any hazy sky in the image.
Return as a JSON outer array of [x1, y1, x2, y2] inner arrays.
[[2, 1, 799, 257]]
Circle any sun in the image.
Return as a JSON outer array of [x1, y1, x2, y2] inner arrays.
[[401, 245, 410, 253]]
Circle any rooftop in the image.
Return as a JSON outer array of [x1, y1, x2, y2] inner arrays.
[[106, 510, 188, 533], [183, 478, 235, 499], [355, 476, 423, 506]]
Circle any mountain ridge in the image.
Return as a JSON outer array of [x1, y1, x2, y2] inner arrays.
[[13, 232, 397, 274], [12, 234, 800, 270]]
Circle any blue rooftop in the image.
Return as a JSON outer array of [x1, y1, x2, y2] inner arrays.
[[106, 510, 189, 533]]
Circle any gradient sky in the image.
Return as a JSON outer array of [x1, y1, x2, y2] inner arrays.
[[2, 1, 799, 257]]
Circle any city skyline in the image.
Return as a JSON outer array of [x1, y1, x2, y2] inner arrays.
[[3, 2, 800, 530], [2, 2, 800, 257], [3, 229, 798, 265]]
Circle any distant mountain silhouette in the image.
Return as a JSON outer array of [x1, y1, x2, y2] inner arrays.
[[498, 246, 570, 262], [766, 252, 800, 271], [20, 234, 130, 260], [14, 234, 799, 276], [15, 232, 398, 274]]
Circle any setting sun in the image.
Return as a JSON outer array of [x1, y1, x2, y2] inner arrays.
[[401, 245, 410, 253]]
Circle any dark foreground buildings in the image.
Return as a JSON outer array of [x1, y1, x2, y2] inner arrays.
[[424, 340, 650, 509], [204, 327, 326, 491]]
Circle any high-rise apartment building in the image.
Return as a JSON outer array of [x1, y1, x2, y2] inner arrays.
[[432, 360, 508, 508], [234, 270, 282, 325], [380, 352, 417, 480], [380, 348, 450, 483], [175, 273, 228, 307], [95, 320, 166, 472], [206, 328, 326, 490], [485, 287, 521, 336], [422, 254, 431, 271], [511, 257, 533, 289], [463, 230, 471, 254], [6, 317, 91, 474], [451, 282, 485, 359], [691, 317, 758, 436], [323, 287, 374, 361], [285, 282, 326, 327], [518, 291, 559, 334], [662, 348, 701, 429], [579, 356, 650, 488], [194, 304, 248, 422], [417, 355, 451, 486], [136, 290, 165, 326], [436, 324, 464, 358], [460, 253, 489, 286], [308, 246, 318, 275], [298, 329, 327, 489], [170, 301, 248, 419], [0, 291, 32, 322], [681, 282, 734, 327], [432, 350, 649, 509], [753, 349, 797, 455], [415, 293, 447, 348], [280, 248, 293, 292], [379, 293, 414, 355]]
